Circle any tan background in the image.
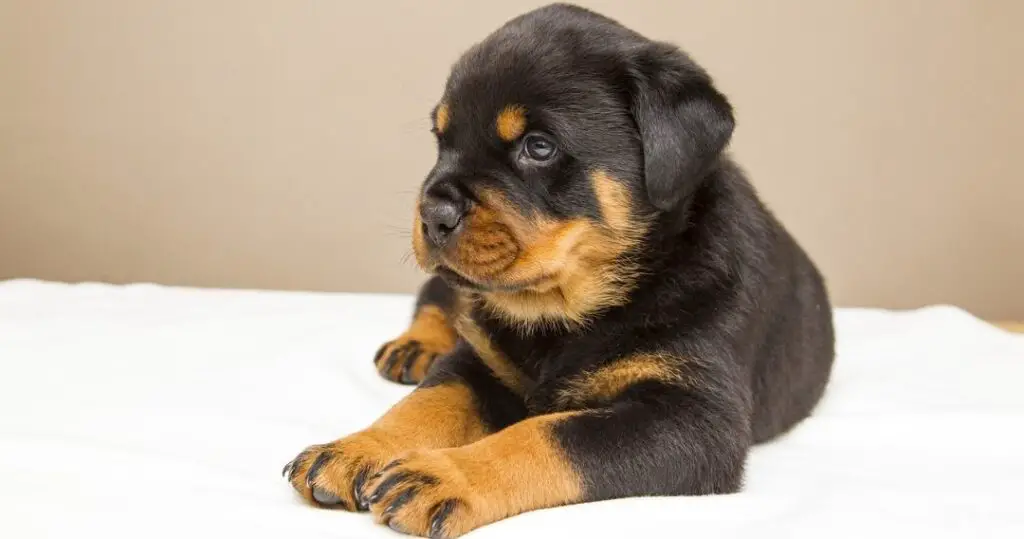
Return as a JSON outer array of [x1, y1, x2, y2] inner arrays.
[[1, 0, 1021, 319]]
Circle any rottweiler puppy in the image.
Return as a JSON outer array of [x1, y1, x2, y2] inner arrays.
[[284, 4, 835, 537]]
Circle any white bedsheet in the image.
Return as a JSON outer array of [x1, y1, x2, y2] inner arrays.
[[0, 279, 1022, 538]]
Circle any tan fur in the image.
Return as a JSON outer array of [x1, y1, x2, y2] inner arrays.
[[555, 353, 690, 408], [435, 102, 450, 134], [412, 165, 650, 330], [476, 171, 650, 329], [376, 305, 458, 381], [364, 412, 584, 537], [454, 311, 533, 395], [451, 202, 520, 278], [291, 383, 488, 507], [371, 383, 488, 445], [591, 169, 640, 236], [495, 104, 527, 141], [410, 305, 457, 349]]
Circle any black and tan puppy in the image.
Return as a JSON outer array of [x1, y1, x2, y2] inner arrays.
[[284, 4, 835, 537]]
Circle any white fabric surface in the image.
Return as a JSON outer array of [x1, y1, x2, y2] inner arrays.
[[1, 279, 1022, 538]]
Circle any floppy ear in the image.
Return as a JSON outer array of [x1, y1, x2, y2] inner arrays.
[[627, 42, 735, 211]]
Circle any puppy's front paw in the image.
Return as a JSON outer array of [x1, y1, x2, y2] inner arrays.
[[282, 430, 404, 511], [374, 305, 457, 385], [374, 337, 444, 385], [362, 450, 488, 538]]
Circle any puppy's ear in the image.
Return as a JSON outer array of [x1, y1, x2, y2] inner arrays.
[[627, 42, 735, 211]]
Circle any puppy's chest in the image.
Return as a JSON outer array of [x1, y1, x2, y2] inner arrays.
[[455, 309, 623, 411]]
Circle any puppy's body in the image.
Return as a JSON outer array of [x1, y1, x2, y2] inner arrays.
[[286, 4, 834, 537]]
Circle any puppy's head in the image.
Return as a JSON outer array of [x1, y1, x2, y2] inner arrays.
[[412, 4, 735, 328]]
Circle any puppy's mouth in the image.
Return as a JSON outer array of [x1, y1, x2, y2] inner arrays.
[[434, 264, 550, 293]]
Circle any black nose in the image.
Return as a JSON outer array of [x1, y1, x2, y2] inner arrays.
[[420, 185, 468, 247]]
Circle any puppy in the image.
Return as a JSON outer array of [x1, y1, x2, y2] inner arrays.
[[284, 4, 835, 537]]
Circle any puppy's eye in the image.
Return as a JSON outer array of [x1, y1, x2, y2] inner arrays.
[[521, 133, 557, 162]]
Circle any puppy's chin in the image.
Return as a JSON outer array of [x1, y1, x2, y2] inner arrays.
[[435, 266, 488, 291], [434, 264, 547, 294]]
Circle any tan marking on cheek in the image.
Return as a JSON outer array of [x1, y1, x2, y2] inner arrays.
[[495, 104, 527, 142], [480, 170, 653, 329], [554, 353, 689, 409], [440, 177, 649, 330], [452, 205, 519, 278], [590, 170, 636, 236], [435, 103, 450, 133]]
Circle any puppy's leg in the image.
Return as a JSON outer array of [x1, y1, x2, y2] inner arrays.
[[363, 362, 749, 538], [286, 344, 525, 511], [375, 276, 458, 384]]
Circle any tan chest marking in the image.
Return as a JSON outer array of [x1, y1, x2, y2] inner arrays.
[[454, 312, 533, 396]]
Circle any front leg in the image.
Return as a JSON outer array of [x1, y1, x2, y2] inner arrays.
[[363, 354, 751, 537], [285, 343, 526, 510]]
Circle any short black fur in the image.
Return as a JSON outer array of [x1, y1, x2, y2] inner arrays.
[[415, 2, 835, 504], [421, 339, 528, 433]]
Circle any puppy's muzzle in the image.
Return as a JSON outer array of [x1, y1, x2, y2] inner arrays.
[[414, 179, 529, 292], [419, 182, 468, 248]]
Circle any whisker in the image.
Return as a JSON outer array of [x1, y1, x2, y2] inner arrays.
[[399, 250, 421, 268]]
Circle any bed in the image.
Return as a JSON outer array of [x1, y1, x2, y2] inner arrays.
[[1, 279, 1022, 538]]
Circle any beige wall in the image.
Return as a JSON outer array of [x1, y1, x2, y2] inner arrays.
[[1, 0, 1021, 319]]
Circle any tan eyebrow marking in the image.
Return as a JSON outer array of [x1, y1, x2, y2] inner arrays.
[[496, 104, 527, 142], [435, 102, 450, 133]]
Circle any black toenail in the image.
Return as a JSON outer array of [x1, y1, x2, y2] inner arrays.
[[380, 347, 406, 376], [429, 499, 458, 539], [353, 467, 371, 511], [374, 343, 390, 365], [400, 358, 418, 384], [305, 452, 333, 488], [368, 471, 410, 504], [384, 487, 418, 516]]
